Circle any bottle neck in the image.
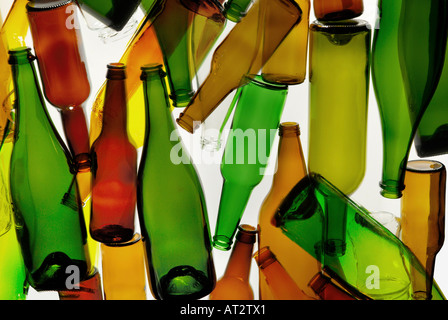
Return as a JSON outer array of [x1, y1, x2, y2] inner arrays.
[[101, 77, 128, 136], [223, 239, 254, 281]]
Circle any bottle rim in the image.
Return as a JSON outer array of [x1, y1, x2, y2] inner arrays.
[[253, 246, 276, 269], [26, 0, 72, 12], [8, 47, 35, 65], [235, 224, 257, 244], [140, 63, 166, 80], [106, 62, 127, 80], [406, 160, 445, 174], [279, 122, 300, 136]]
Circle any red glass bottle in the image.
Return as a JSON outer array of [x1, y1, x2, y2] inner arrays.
[[90, 63, 137, 243]]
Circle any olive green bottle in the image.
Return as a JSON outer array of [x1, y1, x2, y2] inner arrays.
[[137, 64, 215, 300], [8, 47, 90, 291]]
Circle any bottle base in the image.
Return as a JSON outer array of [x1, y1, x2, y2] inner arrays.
[[90, 225, 134, 243]]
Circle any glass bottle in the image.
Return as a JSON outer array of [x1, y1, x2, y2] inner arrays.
[[209, 224, 257, 300], [261, 0, 310, 85], [213, 75, 288, 251], [176, 0, 302, 134], [372, 0, 448, 199], [101, 233, 147, 300], [274, 173, 446, 300], [58, 267, 103, 300], [75, 0, 142, 31], [90, 63, 137, 244], [8, 47, 90, 291], [308, 19, 370, 196], [138, 63, 215, 300], [309, 270, 357, 300], [401, 160, 446, 300], [313, 0, 364, 21], [258, 122, 321, 300], [254, 247, 315, 300]]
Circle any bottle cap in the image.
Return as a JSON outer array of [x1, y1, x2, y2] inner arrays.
[[253, 246, 276, 269], [235, 224, 257, 244]]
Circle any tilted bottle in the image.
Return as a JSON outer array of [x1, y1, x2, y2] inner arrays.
[[313, 0, 364, 21], [309, 269, 360, 300], [261, 0, 310, 85], [90, 63, 137, 244], [8, 47, 90, 291], [254, 247, 315, 300], [372, 0, 448, 198], [275, 173, 446, 300], [138, 63, 215, 300], [213, 75, 288, 251], [209, 224, 257, 300], [58, 267, 103, 300], [308, 19, 370, 195], [176, 0, 302, 133], [258, 122, 320, 300], [401, 160, 446, 300]]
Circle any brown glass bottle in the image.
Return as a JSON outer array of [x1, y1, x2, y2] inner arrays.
[[90, 63, 137, 243], [257, 122, 320, 300], [209, 225, 257, 300], [401, 160, 446, 300], [309, 271, 356, 300], [254, 247, 315, 300], [313, 0, 363, 21]]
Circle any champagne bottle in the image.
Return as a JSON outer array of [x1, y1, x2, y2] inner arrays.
[[9, 47, 90, 291], [258, 122, 320, 300], [138, 63, 215, 300], [90, 63, 137, 244], [401, 160, 446, 300], [313, 0, 364, 21], [209, 224, 257, 300], [308, 19, 370, 195], [254, 247, 315, 300]]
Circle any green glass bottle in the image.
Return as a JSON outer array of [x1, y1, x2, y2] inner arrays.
[[372, 0, 448, 198], [8, 47, 90, 291], [308, 19, 370, 195], [138, 63, 215, 300], [275, 173, 446, 300], [213, 75, 288, 251]]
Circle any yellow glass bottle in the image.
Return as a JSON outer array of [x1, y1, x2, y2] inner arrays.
[[257, 122, 320, 300], [101, 233, 147, 300], [254, 247, 315, 300], [209, 224, 257, 300], [401, 160, 446, 300]]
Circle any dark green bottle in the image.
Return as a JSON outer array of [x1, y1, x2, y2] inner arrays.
[[275, 173, 446, 300], [372, 0, 448, 198], [137, 63, 215, 300], [8, 47, 90, 291]]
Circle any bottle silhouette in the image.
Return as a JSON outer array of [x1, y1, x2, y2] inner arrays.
[[209, 224, 257, 300], [258, 122, 320, 300], [213, 75, 288, 251], [101, 233, 147, 300], [90, 63, 137, 244], [401, 160, 446, 300], [138, 63, 215, 300], [261, 0, 310, 85], [75, 0, 142, 31], [58, 267, 103, 300], [176, 0, 302, 133], [372, 0, 448, 198], [254, 247, 315, 300], [308, 19, 370, 195], [313, 0, 364, 21], [275, 173, 446, 300], [8, 47, 90, 291]]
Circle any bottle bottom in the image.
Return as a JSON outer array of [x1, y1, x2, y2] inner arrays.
[[90, 225, 134, 243], [317, 10, 362, 22], [158, 265, 213, 300], [261, 73, 304, 86], [29, 252, 89, 291]]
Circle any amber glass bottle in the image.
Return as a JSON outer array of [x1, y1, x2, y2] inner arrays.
[[258, 122, 320, 300], [209, 225, 257, 300], [313, 0, 364, 21], [309, 271, 357, 300], [401, 160, 446, 300], [90, 63, 137, 243], [254, 247, 315, 300]]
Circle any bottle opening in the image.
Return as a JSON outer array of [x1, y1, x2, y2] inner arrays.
[[212, 235, 232, 251], [140, 63, 166, 80], [406, 160, 445, 173], [253, 246, 276, 269], [279, 122, 300, 136], [8, 47, 35, 65], [235, 224, 257, 244], [106, 62, 127, 80]]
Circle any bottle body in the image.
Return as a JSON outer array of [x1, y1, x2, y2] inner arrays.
[[258, 122, 320, 300], [313, 0, 364, 21], [213, 75, 288, 251], [308, 19, 370, 195], [210, 224, 257, 300], [401, 160, 446, 300], [138, 64, 215, 300], [9, 48, 89, 291], [90, 64, 137, 244]]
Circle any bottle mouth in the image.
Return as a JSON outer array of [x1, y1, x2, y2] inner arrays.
[[279, 122, 300, 136], [235, 224, 258, 244], [106, 63, 127, 80], [253, 246, 276, 269], [140, 63, 166, 80], [379, 181, 404, 199], [406, 160, 445, 174], [212, 235, 232, 251], [8, 47, 35, 65]]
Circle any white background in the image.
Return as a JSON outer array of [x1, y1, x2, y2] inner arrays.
[[1, 0, 448, 300]]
